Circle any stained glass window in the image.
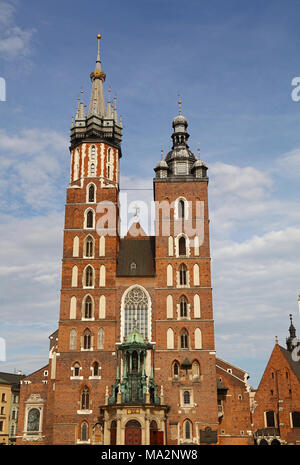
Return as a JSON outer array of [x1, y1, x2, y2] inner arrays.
[[124, 287, 149, 339]]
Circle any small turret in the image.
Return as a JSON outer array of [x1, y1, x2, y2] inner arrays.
[[286, 314, 297, 352]]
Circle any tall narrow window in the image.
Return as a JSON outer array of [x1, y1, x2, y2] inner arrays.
[[178, 199, 185, 219], [93, 361, 99, 377], [99, 295, 106, 319], [84, 296, 93, 319], [179, 264, 187, 286], [69, 329, 77, 350], [84, 266, 94, 287], [90, 145, 96, 160], [184, 420, 192, 440], [192, 361, 200, 378], [193, 264, 200, 286], [167, 264, 173, 286], [73, 149, 80, 181], [265, 410, 276, 427], [180, 296, 188, 318], [73, 236, 79, 257], [167, 328, 174, 349], [173, 361, 179, 377], [81, 422, 88, 441], [86, 210, 94, 229], [194, 328, 202, 349], [179, 237, 186, 256], [85, 236, 94, 257], [83, 329, 91, 349], [70, 296, 77, 319], [183, 391, 190, 404], [90, 163, 95, 176], [99, 265, 105, 287], [74, 363, 80, 377], [291, 412, 300, 428], [98, 328, 104, 350], [180, 329, 189, 349], [81, 387, 90, 410], [88, 184, 95, 203], [71, 265, 78, 287]]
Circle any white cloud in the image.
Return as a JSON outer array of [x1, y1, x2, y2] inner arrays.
[[0, 2, 35, 61], [0, 128, 68, 211], [276, 147, 300, 176]]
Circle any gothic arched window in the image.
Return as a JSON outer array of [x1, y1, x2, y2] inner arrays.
[[83, 329, 91, 349], [98, 328, 104, 350], [184, 420, 192, 440], [179, 264, 187, 286], [93, 361, 99, 377], [88, 184, 95, 203], [180, 296, 188, 318], [84, 295, 93, 319], [73, 362, 80, 377], [180, 329, 189, 349], [123, 287, 149, 339], [69, 329, 77, 350], [179, 236, 186, 256], [86, 210, 94, 229], [178, 199, 185, 219], [84, 266, 94, 287], [81, 387, 90, 410], [84, 236, 94, 258], [81, 422, 88, 441], [173, 361, 179, 377]]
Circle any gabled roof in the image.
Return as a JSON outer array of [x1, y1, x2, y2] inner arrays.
[[117, 236, 155, 277], [279, 345, 300, 382]]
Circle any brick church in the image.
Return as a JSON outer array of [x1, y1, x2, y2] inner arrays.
[[15, 35, 300, 446]]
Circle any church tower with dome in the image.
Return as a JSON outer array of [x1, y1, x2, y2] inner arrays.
[[16, 34, 224, 446]]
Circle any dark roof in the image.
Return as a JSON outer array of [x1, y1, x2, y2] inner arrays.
[[0, 372, 25, 386], [279, 345, 300, 382], [116, 237, 155, 277]]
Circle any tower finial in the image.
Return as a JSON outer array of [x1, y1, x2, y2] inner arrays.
[[197, 142, 201, 160], [88, 33, 106, 117], [177, 93, 182, 115], [161, 146, 164, 160]]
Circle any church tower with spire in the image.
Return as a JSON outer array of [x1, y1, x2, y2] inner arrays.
[[16, 36, 221, 446], [44, 34, 124, 445]]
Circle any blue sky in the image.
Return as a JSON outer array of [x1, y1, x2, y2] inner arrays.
[[1, 0, 300, 387]]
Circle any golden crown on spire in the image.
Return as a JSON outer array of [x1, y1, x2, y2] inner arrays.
[[90, 33, 106, 82]]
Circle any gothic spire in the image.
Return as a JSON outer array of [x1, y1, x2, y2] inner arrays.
[[286, 313, 297, 352], [88, 34, 106, 117]]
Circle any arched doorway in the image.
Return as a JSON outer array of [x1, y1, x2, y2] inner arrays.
[[110, 420, 117, 445], [125, 420, 141, 445], [259, 439, 268, 445], [271, 439, 281, 446], [150, 420, 158, 445]]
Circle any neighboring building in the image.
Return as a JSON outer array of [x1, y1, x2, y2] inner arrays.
[[252, 315, 300, 445], [216, 358, 252, 445], [0, 372, 24, 445]]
